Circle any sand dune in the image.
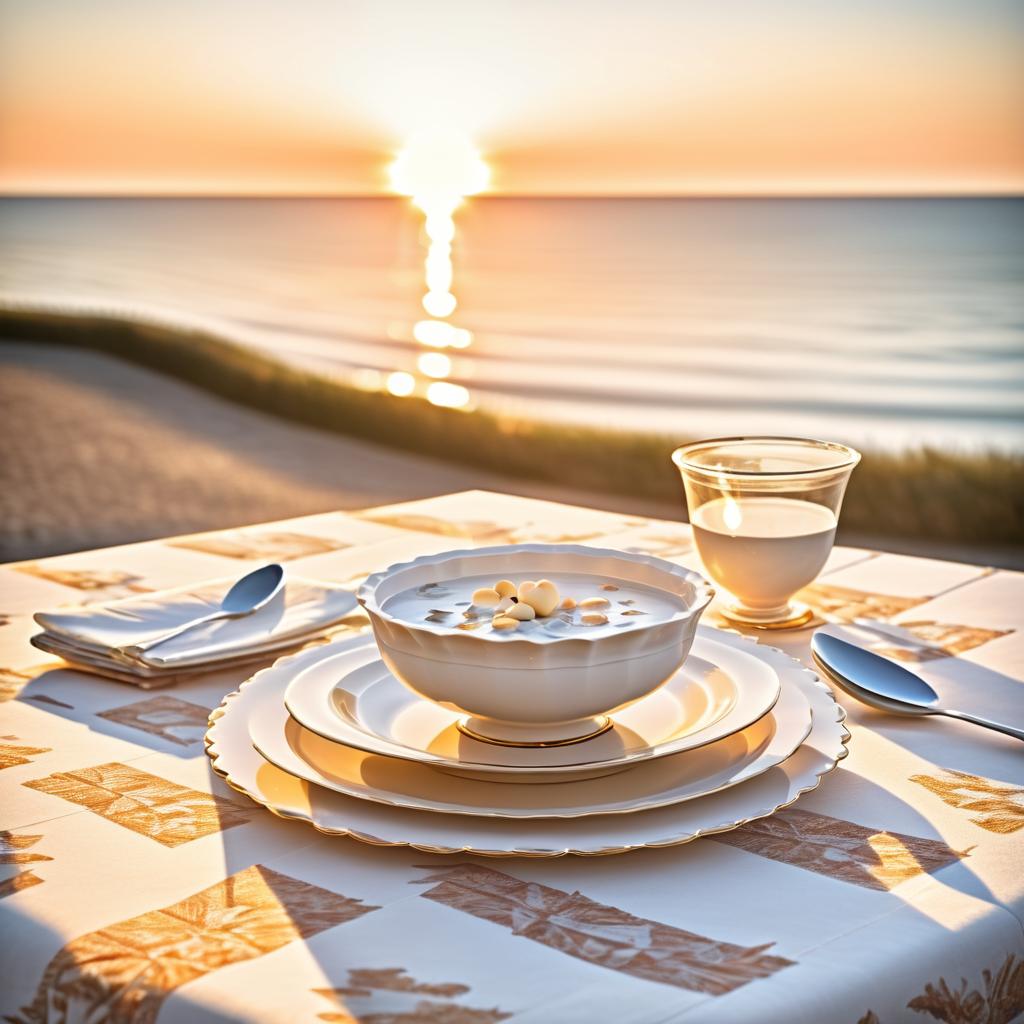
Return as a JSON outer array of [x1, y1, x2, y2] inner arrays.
[[0, 343, 680, 561]]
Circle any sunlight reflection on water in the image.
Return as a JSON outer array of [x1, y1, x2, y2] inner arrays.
[[387, 130, 489, 410]]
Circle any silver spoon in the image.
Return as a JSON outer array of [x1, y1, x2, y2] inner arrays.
[[811, 632, 1024, 743], [130, 564, 286, 654]]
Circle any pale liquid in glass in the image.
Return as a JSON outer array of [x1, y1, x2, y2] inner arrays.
[[691, 497, 837, 611]]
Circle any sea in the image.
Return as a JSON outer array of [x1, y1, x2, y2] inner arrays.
[[1, 196, 1022, 451]]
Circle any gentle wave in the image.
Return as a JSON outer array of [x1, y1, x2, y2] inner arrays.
[[1, 196, 1022, 450]]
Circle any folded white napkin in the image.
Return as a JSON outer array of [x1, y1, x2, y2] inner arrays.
[[32, 574, 360, 682]]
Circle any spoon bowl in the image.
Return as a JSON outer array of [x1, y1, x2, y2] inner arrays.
[[811, 632, 940, 713], [221, 564, 287, 616], [811, 631, 1024, 742]]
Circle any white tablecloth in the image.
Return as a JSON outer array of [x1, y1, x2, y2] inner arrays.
[[1, 490, 1022, 1023]]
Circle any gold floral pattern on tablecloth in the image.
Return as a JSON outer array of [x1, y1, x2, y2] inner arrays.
[[873, 621, 1014, 663], [907, 954, 1024, 1024], [0, 831, 53, 899], [8, 864, 379, 1024], [413, 863, 793, 995], [0, 668, 35, 702], [712, 808, 967, 891], [0, 736, 51, 769], [353, 512, 514, 542], [14, 565, 150, 597], [353, 511, 629, 546], [794, 582, 1010, 660], [0, 871, 45, 899], [860, 953, 1024, 1024], [169, 530, 348, 560], [1, 666, 63, 703], [797, 582, 929, 622], [96, 695, 210, 747], [23, 762, 251, 846], [910, 770, 1024, 835], [313, 969, 511, 1023]]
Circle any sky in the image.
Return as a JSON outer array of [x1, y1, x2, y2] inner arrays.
[[1, 0, 1022, 196]]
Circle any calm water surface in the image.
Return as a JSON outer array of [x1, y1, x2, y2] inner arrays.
[[1, 197, 1021, 451]]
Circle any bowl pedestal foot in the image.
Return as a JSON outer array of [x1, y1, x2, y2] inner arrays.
[[456, 715, 613, 748]]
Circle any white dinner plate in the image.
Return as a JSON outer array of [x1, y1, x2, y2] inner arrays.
[[206, 630, 848, 856], [283, 629, 782, 780], [249, 643, 811, 818]]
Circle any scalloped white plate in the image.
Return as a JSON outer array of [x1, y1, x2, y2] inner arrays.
[[206, 630, 848, 856], [250, 641, 811, 817], [282, 631, 782, 780]]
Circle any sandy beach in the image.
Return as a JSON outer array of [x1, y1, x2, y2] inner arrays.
[[0, 342, 686, 562]]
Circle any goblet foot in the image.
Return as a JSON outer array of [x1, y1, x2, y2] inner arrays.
[[719, 600, 814, 631]]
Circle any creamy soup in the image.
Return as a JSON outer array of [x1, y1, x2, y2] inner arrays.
[[382, 572, 688, 640]]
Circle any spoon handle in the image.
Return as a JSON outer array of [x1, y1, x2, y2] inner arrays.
[[130, 609, 228, 655], [940, 708, 1024, 743]]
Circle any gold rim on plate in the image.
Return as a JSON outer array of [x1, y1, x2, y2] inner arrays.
[[205, 630, 849, 857], [282, 633, 782, 776]]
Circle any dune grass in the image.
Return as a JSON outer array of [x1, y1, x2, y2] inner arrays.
[[2, 306, 1022, 549]]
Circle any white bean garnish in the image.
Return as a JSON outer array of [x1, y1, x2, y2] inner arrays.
[[505, 602, 536, 621], [522, 579, 560, 617]]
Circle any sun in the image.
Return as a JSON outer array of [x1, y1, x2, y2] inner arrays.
[[389, 128, 489, 204]]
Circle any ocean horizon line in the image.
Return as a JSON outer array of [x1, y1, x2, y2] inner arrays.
[[3, 191, 1023, 202]]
